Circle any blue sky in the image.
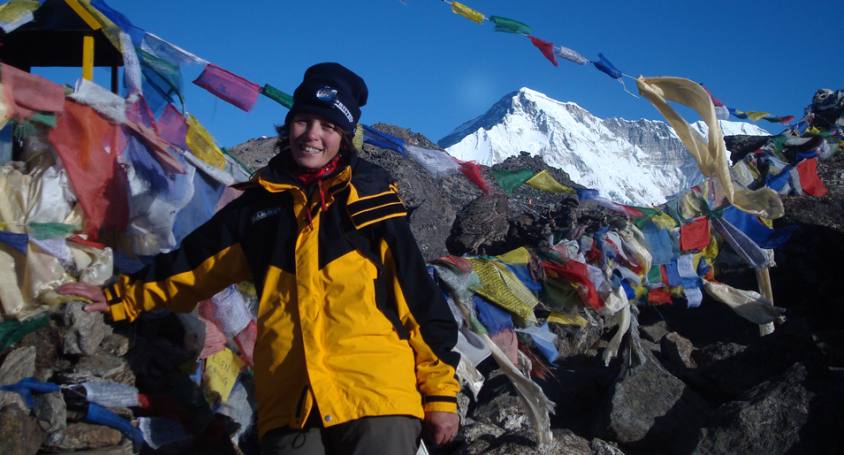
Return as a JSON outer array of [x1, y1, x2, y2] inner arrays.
[[36, 0, 843, 148]]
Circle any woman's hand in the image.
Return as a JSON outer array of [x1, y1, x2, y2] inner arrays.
[[56, 282, 108, 313], [424, 411, 459, 447]]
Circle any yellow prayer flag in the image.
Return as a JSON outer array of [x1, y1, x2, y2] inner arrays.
[[651, 212, 677, 229], [524, 170, 575, 194], [496, 246, 531, 265], [353, 123, 364, 151], [745, 111, 770, 121], [185, 114, 227, 169], [451, 1, 485, 24], [547, 311, 587, 327], [0, 0, 40, 23], [202, 348, 243, 405]]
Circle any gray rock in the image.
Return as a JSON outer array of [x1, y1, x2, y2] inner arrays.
[[693, 363, 836, 455], [34, 391, 66, 435], [639, 320, 669, 343], [45, 422, 123, 451], [48, 439, 134, 455], [99, 332, 130, 357], [590, 438, 626, 455], [595, 349, 708, 449], [472, 393, 530, 433], [692, 341, 747, 368], [0, 345, 36, 385], [447, 193, 510, 255], [661, 331, 697, 369], [61, 302, 112, 356], [56, 353, 129, 384], [465, 428, 591, 455], [0, 404, 46, 455]]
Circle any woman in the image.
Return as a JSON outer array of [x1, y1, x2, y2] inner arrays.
[[61, 63, 460, 454]]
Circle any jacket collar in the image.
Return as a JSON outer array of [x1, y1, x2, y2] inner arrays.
[[256, 146, 357, 194]]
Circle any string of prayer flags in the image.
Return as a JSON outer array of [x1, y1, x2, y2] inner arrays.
[[193, 64, 261, 112], [490, 168, 535, 194], [524, 170, 575, 193], [450, 1, 485, 24], [0, 0, 39, 33], [554, 45, 588, 65], [261, 84, 294, 109], [489, 16, 531, 35], [529, 36, 558, 66]]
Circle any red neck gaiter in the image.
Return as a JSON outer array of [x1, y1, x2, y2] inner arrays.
[[293, 153, 343, 186]]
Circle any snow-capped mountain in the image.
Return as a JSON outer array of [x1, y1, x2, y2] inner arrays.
[[439, 87, 770, 205]]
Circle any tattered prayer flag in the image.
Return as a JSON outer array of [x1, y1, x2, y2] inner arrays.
[[764, 114, 795, 124], [185, 114, 227, 169], [554, 45, 588, 65], [744, 111, 771, 121], [647, 287, 673, 305], [525, 170, 575, 194], [592, 53, 623, 80], [456, 159, 492, 194], [529, 36, 558, 66], [684, 287, 703, 308], [1, 63, 66, 118], [363, 125, 406, 154], [796, 157, 828, 196], [202, 348, 243, 404], [91, 0, 145, 46], [489, 16, 531, 34], [576, 188, 600, 200], [451, 1, 485, 24], [0, 231, 28, 255], [405, 145, 461, 178], [0, 0, 39, 33], [141, 32, 207, 67], [157, 104, 188, 150], [490, 168, 534, 194], [193, 64, 261, 112], [48, 100, 129, 238], [542, 259, 602, 310], [547, 312, 587, 327], [261, 84, 294, 109], [679, 216, 710, 252]]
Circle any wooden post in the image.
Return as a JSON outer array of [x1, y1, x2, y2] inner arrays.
[[755, 267, 775, 336], [82, 34, 94, 81]]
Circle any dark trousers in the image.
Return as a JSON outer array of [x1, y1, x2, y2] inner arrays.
[[260, 415, 422, 455]]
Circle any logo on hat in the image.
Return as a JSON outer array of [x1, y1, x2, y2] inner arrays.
[[315, 86, 338, 104]]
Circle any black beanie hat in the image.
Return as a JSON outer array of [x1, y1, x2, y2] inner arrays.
[[285, 62, 368, 133]]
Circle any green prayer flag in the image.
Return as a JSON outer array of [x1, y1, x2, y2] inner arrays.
[[0, 314, 48, 352], [490, 168, 535, 194], [30, 112, 57, 128], [27, 223, 77, 240], [261, 84, 294, 109], [489, 16, 532, 35], [647, 265, 663, 286]]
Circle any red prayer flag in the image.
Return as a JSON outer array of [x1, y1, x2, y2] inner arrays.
[[647, 287, 673, 305], [680, 216, 710, 252], [528, 36, 558, 66], [193, 64, 261, 112], [455, 159, 492, 194], [48, 100, 128, 239], [542, 260, 602, 310], [1, 63, 66, 118], [796, 158, 828, 197]]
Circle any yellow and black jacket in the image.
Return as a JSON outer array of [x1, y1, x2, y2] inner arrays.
[[103, 151, 460, 437]]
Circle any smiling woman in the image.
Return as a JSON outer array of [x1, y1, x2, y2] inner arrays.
[[287, 113, 343, 170]]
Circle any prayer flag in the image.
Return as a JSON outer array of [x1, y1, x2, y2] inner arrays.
[[157, 104, 188, 150], [679, 216, 710, 252], [0, 0, 38, 33], [193, 64, 261, 112], [1, 63, 66, 118], [489, 15, 531, 34], [363, 124, 406, 154], [261, 84, 294, 109], [641, 222, 674, 265], [48, 100, 129, 238], [456, 159, 492, 194], [554, 45, 588, 65], [721, 206, 795, 249], [525, 170, 575, 193], [542, 259, 602, 310], [592, 53, 622, 80], [0, 231, 27, 255], [141, 32, 207, 66], [796, 157, 828, 196], [490, 168, 535, 194], [451, 1, 485, 24], [647, 287, 672, 305], [91, 0, 145, 45], [529, 36, 558, 66], [185, 114, 227, 169], [405, 144, 460, 178], [547, 312, 587, 327]]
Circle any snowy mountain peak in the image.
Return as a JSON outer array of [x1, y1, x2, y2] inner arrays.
[[438, 88, 769, 205]]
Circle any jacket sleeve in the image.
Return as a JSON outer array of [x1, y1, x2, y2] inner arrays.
[[379, 216, 461, 414], [103, 199, 251, 323]]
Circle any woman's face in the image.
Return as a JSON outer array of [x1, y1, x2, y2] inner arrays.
[[287, 113, 343, 170]]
